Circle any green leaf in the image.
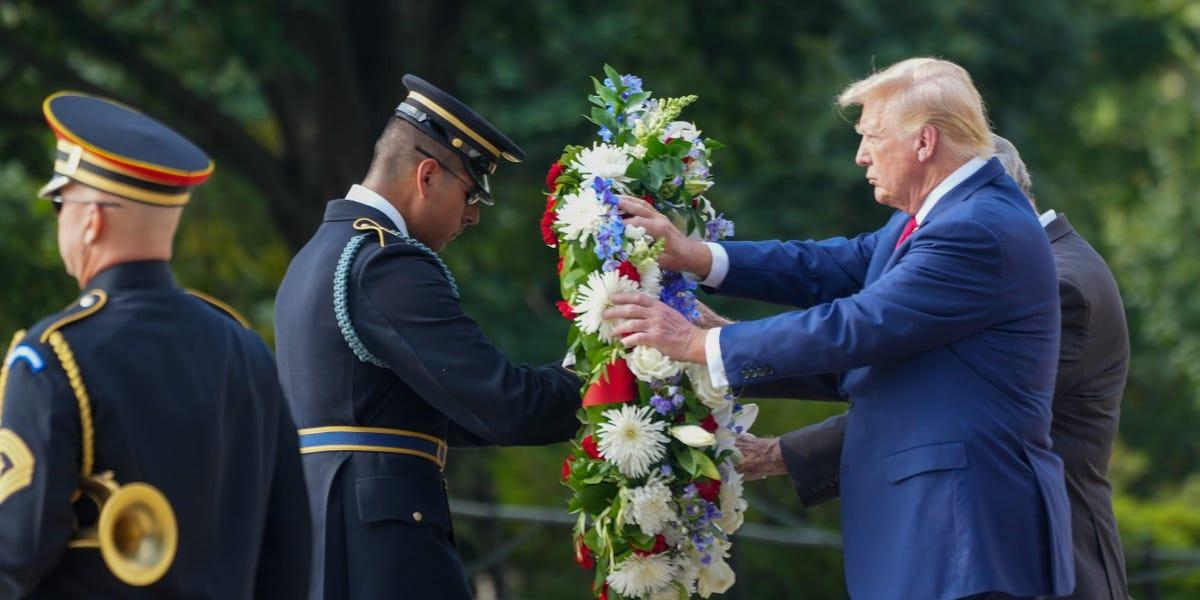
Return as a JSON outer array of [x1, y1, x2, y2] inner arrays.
[[703, 137, 725, 151], [625, 91, 651, 107], [674, 444, 699, 477], [577, 482, 619, 515], [596, 84, 620, 108], [603, 64, 622, 87], [693, 449, 722, 481], [590, 106, 609, 127]]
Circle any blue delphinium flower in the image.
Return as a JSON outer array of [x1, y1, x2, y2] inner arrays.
[[598, 125, 613, 143], [650, 394, 674, 415], [660, 271, 701, 322], [705, 214, 736, 242]]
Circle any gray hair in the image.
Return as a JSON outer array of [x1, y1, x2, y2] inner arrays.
[[991, 134, 1034, 204]]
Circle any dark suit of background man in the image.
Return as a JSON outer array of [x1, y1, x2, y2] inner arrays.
[[274, 75, 582, 600], [0, 92, 310, 598], [743, 134, 1130, 599]]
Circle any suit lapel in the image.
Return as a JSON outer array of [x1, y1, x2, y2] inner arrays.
[[878, 158, 1006, 275], [866, 212, 910, 284]]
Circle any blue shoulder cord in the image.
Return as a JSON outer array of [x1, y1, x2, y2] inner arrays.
[[334, 219, 460, 368]]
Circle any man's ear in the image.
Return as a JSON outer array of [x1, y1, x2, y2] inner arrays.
[[915, 124, 939, 163], [82, 203, 104, 245], [415, 158, 439, 200]]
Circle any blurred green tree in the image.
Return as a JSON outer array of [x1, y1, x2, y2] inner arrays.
[[1, 0, 1198, 596]]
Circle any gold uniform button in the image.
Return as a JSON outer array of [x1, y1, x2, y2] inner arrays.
[[412, 511, 423, 522]]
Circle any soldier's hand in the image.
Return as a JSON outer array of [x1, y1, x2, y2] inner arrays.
[[617, 196, 712, 276], [605, 293, 707, 364], [735, 433, 787, 481]]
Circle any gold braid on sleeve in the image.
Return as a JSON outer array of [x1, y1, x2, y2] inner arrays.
[[46, 331, 94, 479]]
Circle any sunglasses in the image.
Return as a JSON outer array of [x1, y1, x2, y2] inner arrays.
[[50, 194, 122, 215], [414, 147, 494, 207]]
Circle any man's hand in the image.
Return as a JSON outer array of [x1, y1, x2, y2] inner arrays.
[[695, 300, 734, 329], [735, 433, 787, 481], [605, 293, 707, 364], [617, 196, 712, 276]]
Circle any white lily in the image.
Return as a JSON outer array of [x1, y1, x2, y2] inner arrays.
[[669, 424, 715, 448]]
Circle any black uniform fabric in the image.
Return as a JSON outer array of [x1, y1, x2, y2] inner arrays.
[[0, 260, 310, 598], [274, 200, 581, 599]]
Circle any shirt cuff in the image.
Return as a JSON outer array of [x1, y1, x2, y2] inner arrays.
[[684, 243, 729, 289], [705, 327, 729, 388]]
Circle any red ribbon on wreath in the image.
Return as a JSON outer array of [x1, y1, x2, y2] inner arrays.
[[582, 358, 638, 406]]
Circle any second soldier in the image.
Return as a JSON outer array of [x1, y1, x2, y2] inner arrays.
[[274, 76, 583, 599]]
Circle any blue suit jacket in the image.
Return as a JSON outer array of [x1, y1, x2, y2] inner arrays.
[[715, 158, 1074, 599]]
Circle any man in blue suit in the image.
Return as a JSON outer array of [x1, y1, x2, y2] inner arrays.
[[607, 58, 1074, 598]]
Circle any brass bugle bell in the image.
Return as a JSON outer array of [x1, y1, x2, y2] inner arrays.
[[67, 470, 178, 586]]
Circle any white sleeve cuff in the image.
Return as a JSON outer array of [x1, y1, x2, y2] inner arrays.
[[683, 243, 729, 288], [705, 327, 729, 388], [700, 243, 729, 288]]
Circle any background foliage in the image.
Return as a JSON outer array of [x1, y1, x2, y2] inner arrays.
[[1, 1, 1198, 597]]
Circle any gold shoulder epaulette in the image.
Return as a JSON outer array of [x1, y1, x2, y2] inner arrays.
[[39, 290, 108, 344], [186, 289, 251, 329]]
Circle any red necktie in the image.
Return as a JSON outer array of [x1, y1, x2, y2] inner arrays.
[[895, 217, 918, 249]]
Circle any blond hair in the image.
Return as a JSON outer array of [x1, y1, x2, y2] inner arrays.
[[838, 58, 994, 162]]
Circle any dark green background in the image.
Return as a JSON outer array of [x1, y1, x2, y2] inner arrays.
[[1, 1, 1198, 597]]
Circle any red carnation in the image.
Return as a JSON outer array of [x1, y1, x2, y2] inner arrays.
[[633, 534, 670, 556], [546, 161, 566, 192], [641, 193, 656, 207], [582, 434, 603, 460], [598, 582, 609, 600], [694, 478, 721, 502], [540, 197, 558, 248], [561, 455, 574, 481], [616, 261, 641, 283], [556, 300, 577, 320], [574, 536, 595, 570], [699, 414, 718, 433]]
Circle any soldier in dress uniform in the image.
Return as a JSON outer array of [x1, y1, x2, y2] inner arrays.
[[0, 92, 311, 597], [274, 75, 582, 599]]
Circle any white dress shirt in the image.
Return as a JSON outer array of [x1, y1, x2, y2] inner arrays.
[[1038, 209, 1058, 227], [346, 184, 409, 236], [701, 156, 989, 388]]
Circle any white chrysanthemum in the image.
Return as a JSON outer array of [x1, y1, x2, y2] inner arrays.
[[716, 461, 747, 534], [607, 552, 678, 598], [555, 188, 608, 244], [672, 554, 699, 596], [686, 364, 732, 411], [597, 405, 669, 478], [637, 260, 662, 299], [624, 478, 676, 536], [573, 270, 640, 342], [573, 142, 633, 183], [627, 345, 682, 382]]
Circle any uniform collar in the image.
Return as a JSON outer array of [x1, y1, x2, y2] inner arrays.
[[1042, 210, 1074, 243], [914, 156, 988, 225], [345, 184, 409, 235], [85, 260, 177, 292]]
